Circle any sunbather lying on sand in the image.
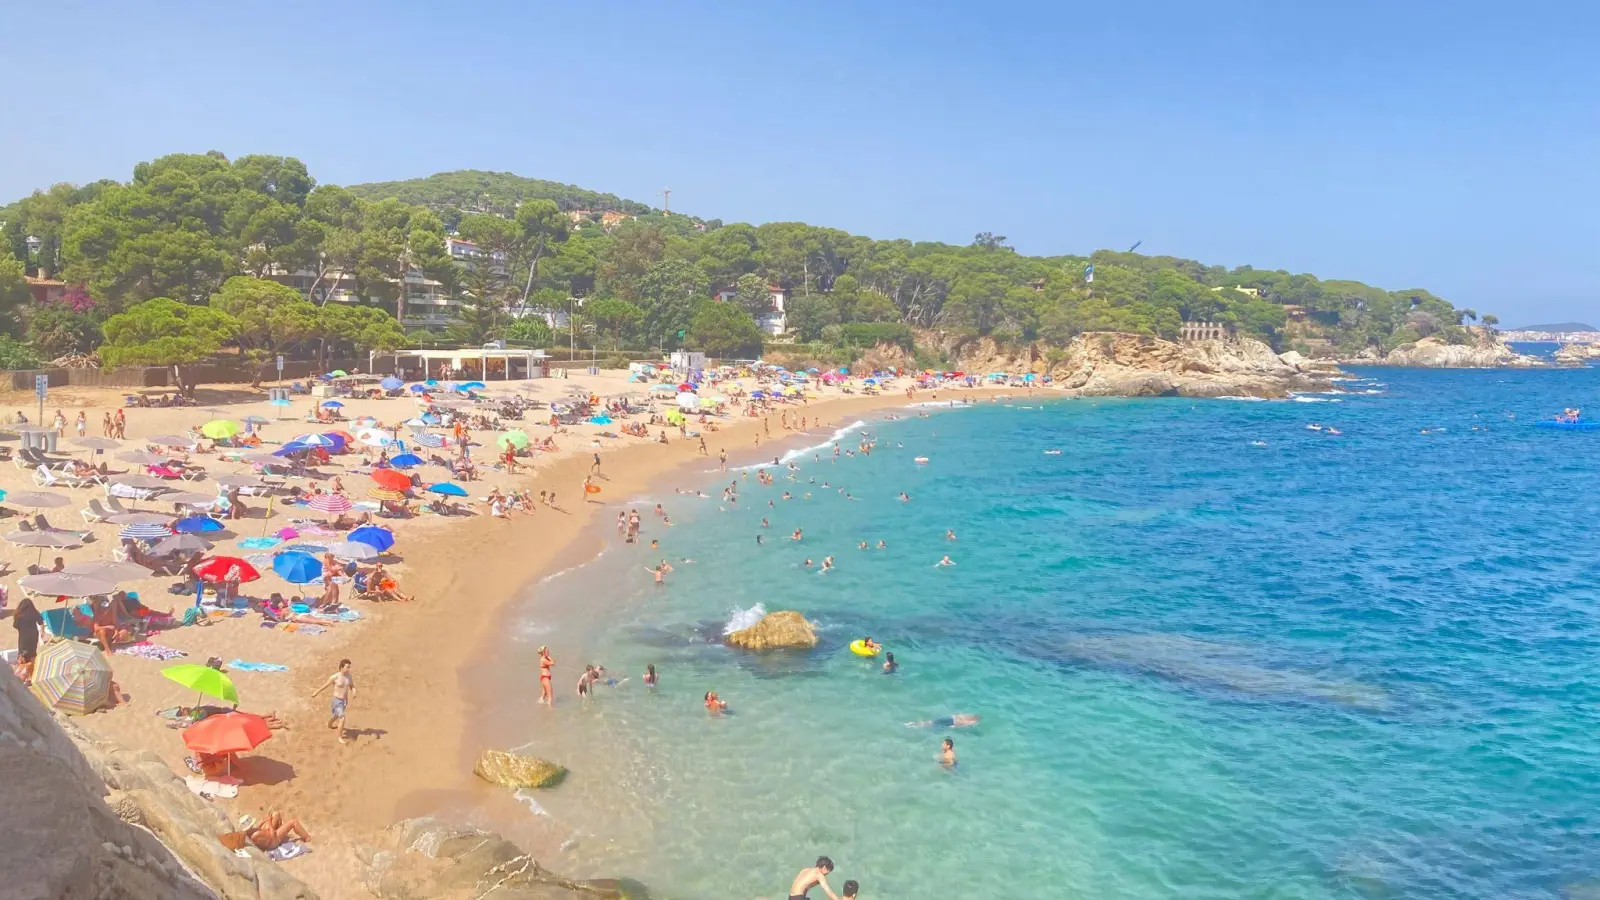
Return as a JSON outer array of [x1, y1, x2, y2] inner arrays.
[[248, 811, 311, 851]]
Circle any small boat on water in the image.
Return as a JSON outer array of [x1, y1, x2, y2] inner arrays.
[[1536, 419, 1600, 431]]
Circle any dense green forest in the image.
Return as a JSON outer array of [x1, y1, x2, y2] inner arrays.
[[0, 151, 1492, 371]]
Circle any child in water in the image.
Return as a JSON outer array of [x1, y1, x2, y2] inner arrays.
[[941, 738, 957, 767]]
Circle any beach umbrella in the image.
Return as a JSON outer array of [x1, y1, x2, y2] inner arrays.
[[116, 450, 170, 465], [590, 415, 613, 425], [149, 533, 213, 556], [182, 711, 273, 758], [107, 512, 172, 526], [111, 474, 167, 490], [370, 469, 411, 492], [411, 432, 445, 449], [160, 490, 217, 506], [242, 415, 270, 426], [162, 664, 239, 705], [461, 381, 486, 390], [272, 443, 310, 458], [329, 370, 348, 377], [200, 420, 242, 439], [175, 515, 226, 534], [7, 490, 71, 509], [147, 434, 192, 447], [348, 524, 396, 551], [496, 431, 529, 450], [72, 437, 120, 450], [424, 379, 438, 387], [32, 642, 113, 716], [62, 560, 148, 582], [193, 556, 261, 584], [677, 392, 698, 408], [425, 482, 468, 497], [18, 571, 116, 597], [329, 540, 379, 561], [649, 384, 676, 394], [355, 428, 391, 447], [380, 377, 403, 390], [291, 433, 339, 448], [272, 551, 323, 584], [408, 384, 427, 393], [322, 430, 355, 450], [699, 397, 718, 408], [367, 488, 406, 502], [119, 522, 173, 540], [215, 474, 264, 488], [677, 382, 696, 392], [321, 400, 344, 409], [388, 452, 423, 468], [306, 493, 353, 515], [8, 530, 83, 550]]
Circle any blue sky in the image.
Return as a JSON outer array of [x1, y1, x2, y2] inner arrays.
[[3, 0, 1595, 325]]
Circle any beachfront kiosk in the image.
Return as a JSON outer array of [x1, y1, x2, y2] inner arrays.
[[370, 347, 548, 382]]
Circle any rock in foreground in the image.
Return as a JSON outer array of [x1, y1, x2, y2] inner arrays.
[[474, 750, 566, 789], [725, 610, 818, 650], [357, 817, 647, 899]]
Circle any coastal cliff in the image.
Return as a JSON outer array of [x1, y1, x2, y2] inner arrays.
[[1554, 343, 1600, 366], [1343, 328, 1544, 368], [925, 332, 1341, 398]]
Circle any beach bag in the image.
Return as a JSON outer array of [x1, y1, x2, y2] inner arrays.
[[218, 831, 249, 851]]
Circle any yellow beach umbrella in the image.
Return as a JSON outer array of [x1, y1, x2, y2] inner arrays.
[[201, 419, 242, 439], [368, 488, 407, 502]]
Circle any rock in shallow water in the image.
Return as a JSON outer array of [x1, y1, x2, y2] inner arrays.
[[724, 610, 818, 650], [474, 750, 567, 789]]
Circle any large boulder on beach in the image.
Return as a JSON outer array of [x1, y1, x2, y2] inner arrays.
[[725, 610, 818, 650], [473, 750, 566, 789]]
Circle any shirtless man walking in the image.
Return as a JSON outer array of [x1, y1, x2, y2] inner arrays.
[[310, 658, 355, 744], [789, 856, 841, 900]]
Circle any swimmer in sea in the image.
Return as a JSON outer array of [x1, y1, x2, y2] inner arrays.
[[877, 540, 886, 550], [907, 713, 980, 728], [858, 541, 868, 550], [941, 738, 957, 767], [882, 652, 897, 674], [792, 528, 803, 541], [756, 534, 764, 545], [899, 492, 911, 502], [788, 858, 838, 900], [643, 663, 658, 687], [804, 558, 814, 568], [821, 556, 834, 572], [945, 529, 956, 541], [704, 690, 728, 716], [937, 555, 955, 567]]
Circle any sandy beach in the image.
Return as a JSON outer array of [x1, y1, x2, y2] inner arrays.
[[0, 368, 1013, 897]]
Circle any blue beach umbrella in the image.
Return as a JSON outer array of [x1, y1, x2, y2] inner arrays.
[[347, 525, 396, 552], [291, 433, 339, 449], [460, 381, 486, 390], [380, 377, 403, 390], [272, 551, 323, 584], [411, 433, 445, 449], [388, 453, 424, 468], [174, 516, 225, 534], [589, 415, 613, 425], [321, 400, 344, 409], [408, 384, 427, 393], [426, 482, 468, 497], [269, 398, 292, 407], [424, 379, 438, 387]]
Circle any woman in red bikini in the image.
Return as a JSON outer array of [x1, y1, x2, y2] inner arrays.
[[538, 646, 554, 705]]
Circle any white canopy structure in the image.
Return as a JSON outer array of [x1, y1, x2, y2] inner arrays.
[[369, 348, 548, 381]]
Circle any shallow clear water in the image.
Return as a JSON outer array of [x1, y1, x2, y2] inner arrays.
[[494, 368, 1600, 899]]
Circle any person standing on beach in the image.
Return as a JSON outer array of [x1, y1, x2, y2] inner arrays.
[[310, 659, 355, 744], [788, 857, 840, 900], [719, 449, 727, 471], [538, 647, 555, 705], [591, 452, 602, 476]]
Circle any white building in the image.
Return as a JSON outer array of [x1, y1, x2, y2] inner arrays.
[[265, 265, 453, 329], [713, 284, 787, 336]]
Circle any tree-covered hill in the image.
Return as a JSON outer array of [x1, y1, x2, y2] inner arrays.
[[345, 170, 654, 226]]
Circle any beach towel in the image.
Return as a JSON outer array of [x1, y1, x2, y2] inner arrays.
[[114, 641, 188, 662], [311, 609, 362, 622], [227, 659, 288, 672], [267, 841, 311, 862], [237, 537, 281, 550], [184, 773, 239, 799], [282, 623, 327, 635]]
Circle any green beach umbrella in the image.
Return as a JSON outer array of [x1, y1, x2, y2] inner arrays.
[[161, 663, 239, 705], [200, 419, 242, 439], [496, 430, 530, 450]]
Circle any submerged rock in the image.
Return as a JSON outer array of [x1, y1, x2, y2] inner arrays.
[[474, 750, 566, 789], [724, 610, 818, 650]]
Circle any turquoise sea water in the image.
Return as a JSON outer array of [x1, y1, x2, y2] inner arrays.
[[490, 367, 1600, 899]]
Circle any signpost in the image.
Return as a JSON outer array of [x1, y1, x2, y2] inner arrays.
[[275, 355, 285, 383], [35, 374, 46, 426]]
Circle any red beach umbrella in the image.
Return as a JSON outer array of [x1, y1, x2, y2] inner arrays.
[[182, 711, 273, 756], [370, 469, 411, 492], [192, 556, 262, 584]]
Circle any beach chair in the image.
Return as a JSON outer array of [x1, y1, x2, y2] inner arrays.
[[81, 498, 113, 524], [33, 514, 54, 532], [40, 606, 95, 643], [102, 491, 130, 515], [16, 519, 33, 532]]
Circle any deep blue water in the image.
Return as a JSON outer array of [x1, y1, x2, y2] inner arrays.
[[505, 367, 1600, 899]]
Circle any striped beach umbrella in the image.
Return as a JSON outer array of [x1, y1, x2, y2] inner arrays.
[[367, 487, 406, 502], [291, 433, 339, 448], [31, 641, 113, 716], [120, 522, 173, 540], [306, 493, 353, 515], [410, 432, 445, 449]]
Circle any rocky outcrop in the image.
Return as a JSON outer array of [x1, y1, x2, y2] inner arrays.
[[724, 610, 818, 650], [1376, 329, 1544, 368], [0, 666, 316, 900], [473, 750, 566, 789], [355, 817, 647, 900], [1554, 343, 1600, 366], [936, 332, 1339, 398]]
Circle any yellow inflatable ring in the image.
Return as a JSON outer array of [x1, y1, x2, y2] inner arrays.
[[850, 639, 881, 657]]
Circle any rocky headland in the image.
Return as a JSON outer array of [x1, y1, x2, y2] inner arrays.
[[1553, 342, 1600, 366], [1341, 329, 1545, 368]]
